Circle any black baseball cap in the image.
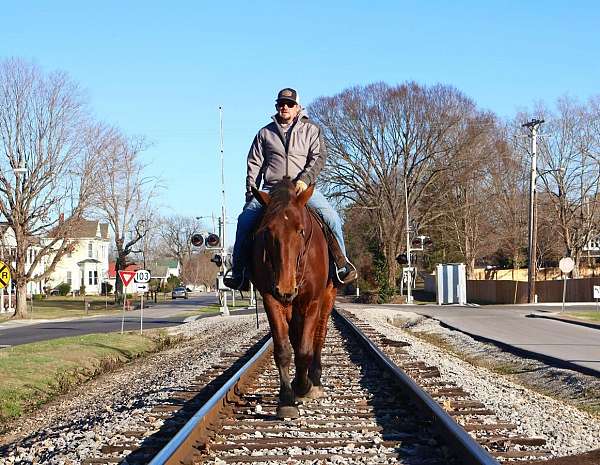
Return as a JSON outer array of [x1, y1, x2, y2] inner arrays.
[[276, 88, 299, 105]]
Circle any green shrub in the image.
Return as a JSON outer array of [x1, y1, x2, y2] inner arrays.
[[57, 283, 71, 296], [79, 284, 86, 296], [32, 294, 45, 301], [164, 275, 181, 292]]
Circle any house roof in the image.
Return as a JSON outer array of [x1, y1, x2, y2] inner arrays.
[[49, 219, 110, 240], [148, 258, 179, 269], [108, 261, 140, 279], [150, 265, 169, 278], [70, 220, 110, 239]]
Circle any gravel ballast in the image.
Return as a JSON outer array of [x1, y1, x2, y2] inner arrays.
[[2, 304, 598, 464], [338, 304, 600, 459], [0, 313, 268, 465]]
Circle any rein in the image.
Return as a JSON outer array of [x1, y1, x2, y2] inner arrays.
[[296, 209, 315, 289]]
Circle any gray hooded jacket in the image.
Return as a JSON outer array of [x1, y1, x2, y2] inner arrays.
[[245, 113, 327, 199]]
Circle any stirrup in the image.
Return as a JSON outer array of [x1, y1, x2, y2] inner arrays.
[[223, 268, 250, 291], [335, 260, 358, 285]]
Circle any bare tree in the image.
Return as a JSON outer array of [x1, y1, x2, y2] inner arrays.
[[534, 97, 600, 275], [0, 59, 101, 318], [94, 130, 159, 299], [158, 215, 201, 265], [430, 114, 501, 276], [310, 82, 478, 286], [181, 253, 218, 289]]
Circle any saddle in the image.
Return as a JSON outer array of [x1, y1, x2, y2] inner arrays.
[[243, 206, 348, 287], [306, 207, 348, 281]]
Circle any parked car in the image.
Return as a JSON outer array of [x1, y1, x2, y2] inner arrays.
[[171, 287, 188, 300]]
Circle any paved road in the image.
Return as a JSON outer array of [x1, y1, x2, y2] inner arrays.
[[344, 303, 600, 376], [0, 293, 261, 347]]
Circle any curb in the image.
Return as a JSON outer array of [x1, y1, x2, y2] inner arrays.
[[526, 313, 600, 331]]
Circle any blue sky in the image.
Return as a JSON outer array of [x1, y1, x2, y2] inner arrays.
[[2, 1, 599, 245]]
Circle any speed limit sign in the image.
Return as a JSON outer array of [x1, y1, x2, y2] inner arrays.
[[135, 269, 151, 283]]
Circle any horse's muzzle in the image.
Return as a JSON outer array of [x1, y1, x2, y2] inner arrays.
[[273, 285, 298, 303]]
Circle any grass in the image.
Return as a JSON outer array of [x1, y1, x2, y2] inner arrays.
[[563, 311, 600, 322], [172, 299, 253, 319], [0, 330, 180, 429], [0, 295, 155, 322]]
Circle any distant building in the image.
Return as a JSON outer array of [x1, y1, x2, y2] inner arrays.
[[46, 220, 111, 295], [147, 258, 180, 286], [0, 219, 111, 307], [107, 262, 141, 294], [583, 234, 600, 257], [0, 223, 45, 296]]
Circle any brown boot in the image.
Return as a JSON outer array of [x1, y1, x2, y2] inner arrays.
[[327, 232, 358, 285]]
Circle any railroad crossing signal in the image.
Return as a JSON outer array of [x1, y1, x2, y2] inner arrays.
[[191, 232, 221, 249], [0, 261, 10, 289]]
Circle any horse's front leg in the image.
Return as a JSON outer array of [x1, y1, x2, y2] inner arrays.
[[307, 282, 336, 399], [263, 294, 297, 418], [292, 300, 320, 401]]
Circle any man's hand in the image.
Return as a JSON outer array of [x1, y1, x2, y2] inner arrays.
[[295, 180, 308, 195]]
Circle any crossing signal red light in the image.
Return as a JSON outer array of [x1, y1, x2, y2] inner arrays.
[[191, 233, 204, 247], [206, 233, 220, 248]]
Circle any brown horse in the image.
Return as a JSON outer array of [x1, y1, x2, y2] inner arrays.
[[251, 178, 337, 419]]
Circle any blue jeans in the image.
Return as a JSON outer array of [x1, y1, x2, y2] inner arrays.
[[231, 189, 347, 272]]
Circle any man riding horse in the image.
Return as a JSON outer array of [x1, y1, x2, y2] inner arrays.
[[224, 88, 357, 290]]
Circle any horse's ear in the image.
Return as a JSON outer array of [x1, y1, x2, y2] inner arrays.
[[252, 187, 271, 207], [297, 184, 315, 207]]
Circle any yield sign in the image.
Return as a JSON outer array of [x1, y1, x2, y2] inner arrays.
[[118, 270, 136, 287]]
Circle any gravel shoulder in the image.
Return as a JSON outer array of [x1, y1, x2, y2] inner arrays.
[[0, 313, 268, 465], [338, 304, 600, 458]]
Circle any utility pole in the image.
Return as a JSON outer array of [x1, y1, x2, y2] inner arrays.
[[523, 118, 545, 304], [218, 106, 229, 316], [404, 175, 413, 304]]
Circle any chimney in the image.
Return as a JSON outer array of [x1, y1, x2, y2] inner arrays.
[[59, 213, 64, 224]]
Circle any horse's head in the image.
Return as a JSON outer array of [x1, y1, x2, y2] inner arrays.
[[253, 178, 314, 303]]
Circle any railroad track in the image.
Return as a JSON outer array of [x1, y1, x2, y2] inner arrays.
[[85, 309, 598, 465]]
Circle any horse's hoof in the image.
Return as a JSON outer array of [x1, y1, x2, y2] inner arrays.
[[295, 385, 326, 402], [276, 405, 299, 419]]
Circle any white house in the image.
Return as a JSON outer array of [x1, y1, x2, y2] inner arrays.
[[0, 223, 46, 300], [47, 220, 111, 295]]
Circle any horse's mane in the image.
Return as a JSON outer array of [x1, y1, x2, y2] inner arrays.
[[259, 178, 297, 228]]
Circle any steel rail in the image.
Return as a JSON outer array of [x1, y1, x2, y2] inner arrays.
[[148, 337, 273, 465], [334, 308, 500, 465]]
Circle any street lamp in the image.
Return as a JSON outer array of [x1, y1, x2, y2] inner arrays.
[[402, 176, 432, 304]]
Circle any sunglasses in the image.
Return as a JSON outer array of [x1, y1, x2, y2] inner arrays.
[[277, 101, 297, 108]]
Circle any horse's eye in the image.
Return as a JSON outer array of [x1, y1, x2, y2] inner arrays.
[[299, 229, 305, 237]]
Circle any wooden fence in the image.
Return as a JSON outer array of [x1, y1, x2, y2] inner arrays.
[[467, 277, 600, 304]]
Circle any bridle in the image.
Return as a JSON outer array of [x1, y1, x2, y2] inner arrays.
[[295, 208, 315, 290], [259, 205, 315, 293]]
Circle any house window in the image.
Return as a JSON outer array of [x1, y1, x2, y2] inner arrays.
[[88, 242, 93, 258], [67, 271, 72, 285], [88, 270, 98, 285]]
